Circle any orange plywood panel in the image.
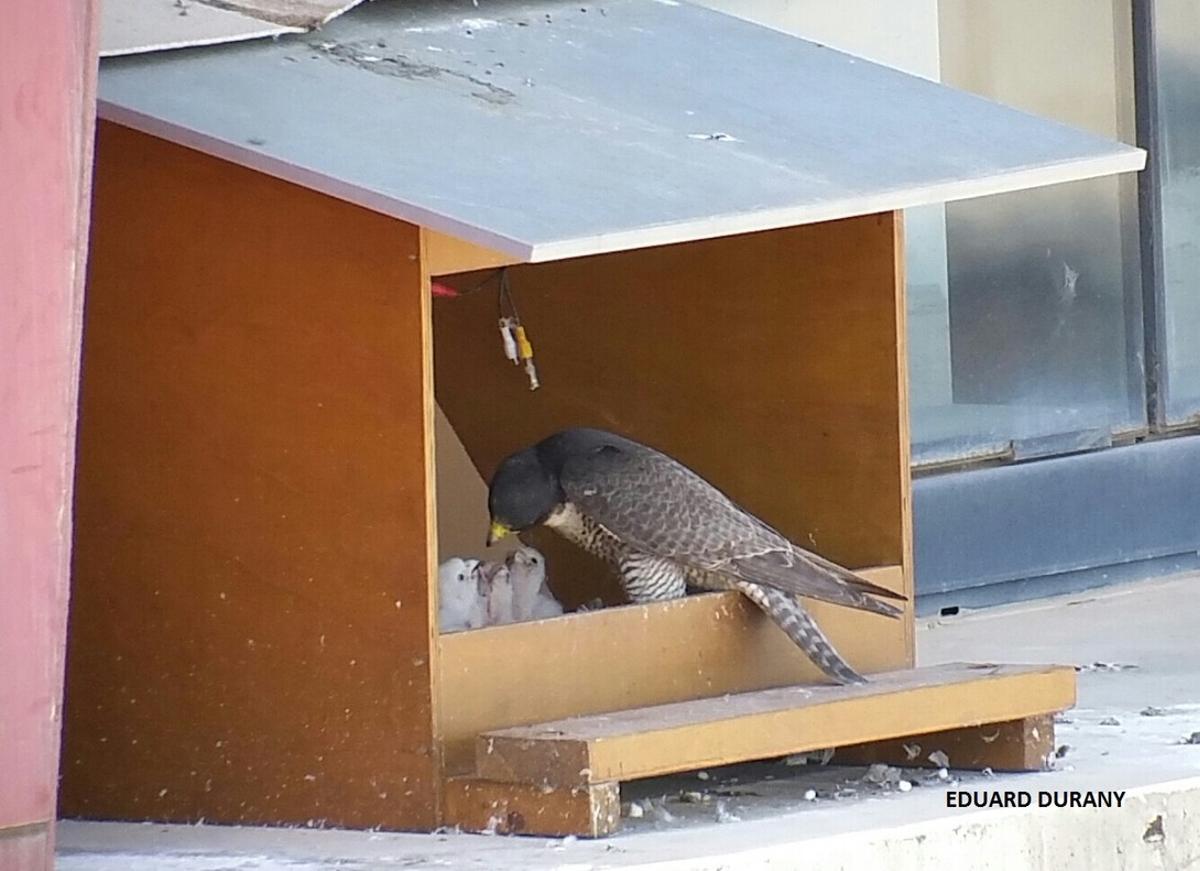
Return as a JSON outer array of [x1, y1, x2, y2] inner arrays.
[[63, 122, 439, 830]]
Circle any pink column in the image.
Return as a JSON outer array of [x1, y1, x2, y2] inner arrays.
[[0, 1, 99, 868]]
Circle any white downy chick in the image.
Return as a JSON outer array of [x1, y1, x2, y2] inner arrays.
[[438, 557, 485, 633], [463, 559, 487, 629], [507, 546, 564, 621], [480, 559, 515, 626], [532, 589, 565, 619]]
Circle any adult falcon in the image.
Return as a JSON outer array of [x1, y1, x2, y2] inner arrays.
[[485, 427, 904, 684]]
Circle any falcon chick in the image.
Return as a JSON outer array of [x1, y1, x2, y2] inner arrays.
[[486, 427, 905, 684], [506, 545, 564, 621], [437, 557, 486, 633], [480, 559, 516, 627]]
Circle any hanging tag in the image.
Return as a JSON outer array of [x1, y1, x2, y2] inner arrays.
[[513, 324, 534, 361], [523, 357, 541, 391], [498, 317, 519, 364]]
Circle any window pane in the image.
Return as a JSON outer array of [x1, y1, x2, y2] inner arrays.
[[1152, 1, 1200, 422], [911, 0, 1146, 465]]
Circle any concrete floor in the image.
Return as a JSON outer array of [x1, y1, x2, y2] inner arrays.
[[58, 573, 1200, 870]]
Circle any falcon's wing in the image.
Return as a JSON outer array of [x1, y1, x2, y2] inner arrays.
[[558, 442, 904, 618]]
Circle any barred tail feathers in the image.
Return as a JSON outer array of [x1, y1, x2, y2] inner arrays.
[[737, 581, 867, 685]]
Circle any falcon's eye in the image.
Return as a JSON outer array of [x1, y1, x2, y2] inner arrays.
[[532, 556, 541, 565], [457, 572, 466, 582]]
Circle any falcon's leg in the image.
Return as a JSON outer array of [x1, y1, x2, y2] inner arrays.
[[736, 581, 867, 685], [618, 553, 688, 603]]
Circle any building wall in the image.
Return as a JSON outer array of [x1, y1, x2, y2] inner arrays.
[[693, 0, 940, 78], [934, 0, 1144, 461], [0, 0, 99, 867]]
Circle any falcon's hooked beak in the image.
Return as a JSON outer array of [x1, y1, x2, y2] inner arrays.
[[487, 520, 512, 547]]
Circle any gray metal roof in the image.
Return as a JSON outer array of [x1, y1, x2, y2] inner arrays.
[[99, 0, 1145, 262]]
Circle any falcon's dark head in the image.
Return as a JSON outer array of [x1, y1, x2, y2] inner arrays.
[[486, 446, 563, 546]]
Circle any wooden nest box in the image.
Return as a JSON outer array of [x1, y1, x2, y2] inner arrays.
[[64, 0, 1143, 837]]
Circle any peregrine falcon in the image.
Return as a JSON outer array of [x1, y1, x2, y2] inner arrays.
[[486, 427, 904, 684]]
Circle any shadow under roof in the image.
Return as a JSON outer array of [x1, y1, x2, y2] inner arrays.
[[99, 0, 1146, 262]]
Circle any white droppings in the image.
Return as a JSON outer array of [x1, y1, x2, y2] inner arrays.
[[863, 763, 902, 785], [696, 771, 710, 781], [646, 799, 674, 823], [803, 788, 818, 801], [714, 799, 740, 823], [898, 780, 913, 792]]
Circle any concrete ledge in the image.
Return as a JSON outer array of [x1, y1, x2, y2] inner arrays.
[[54, 775, 1200, 870]]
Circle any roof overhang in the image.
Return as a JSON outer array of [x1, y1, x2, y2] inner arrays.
[[98, 0, 1146, 263]]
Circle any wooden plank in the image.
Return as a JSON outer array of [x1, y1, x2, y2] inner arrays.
[[199, 0, 366, 28], [437, 568, 903, 775], [423, 229, 522, 277], [891, 213, 916, 662], [62, 122, 439, 830], [835, 714, 1056, 772], [474, 663, 1075, 787], [442, 777, 619, 838], [434, 214, 913, 661], [100, 0, 301, 58], [0, 0, 99, 842]]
